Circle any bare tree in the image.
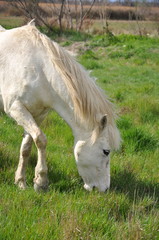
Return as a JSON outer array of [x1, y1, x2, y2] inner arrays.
[[78, 0, 96, 30], [11, 0, 96, 33], [65, 0, 73, 29], [98, 0, 112, 35], [64, 0, 96, 31], [58, 0, 66, 32], [11, 0, 54, 31], [134, 0, 143, 36]]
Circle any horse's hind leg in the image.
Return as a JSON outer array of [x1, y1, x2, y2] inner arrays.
[[9, 100, 49, 191], [15, 132, 33, 189]]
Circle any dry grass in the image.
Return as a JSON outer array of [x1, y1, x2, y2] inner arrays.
[[87, 20, 159, 36], [36, 3, 159, 21], [0, 15, 159, 36], [0, 1, 159, 21]]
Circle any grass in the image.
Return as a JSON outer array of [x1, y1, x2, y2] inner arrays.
[[0, 15, 159, 36], [0, 24, 159, 239], [90, 20, 159, 36], [0, 16, 24, 29]]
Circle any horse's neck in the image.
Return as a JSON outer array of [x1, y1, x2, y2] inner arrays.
[[43, 53, 91, 142], [51, 91, 90, 143]]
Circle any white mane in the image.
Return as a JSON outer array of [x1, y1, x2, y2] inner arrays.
[[14, 23, 120, 149]]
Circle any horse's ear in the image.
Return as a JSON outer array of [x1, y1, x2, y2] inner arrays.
[[91, 115, 107, 144], [99, 115, 107, 130], [28, 19, 35, 26]]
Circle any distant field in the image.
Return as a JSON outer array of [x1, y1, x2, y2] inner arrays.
[[1, 1, 159, 21], [0, 16, 24, 28], [85, 20, 159, 36], [0, 23, 159, 239], [0, 0, 159, 36], [0, 16, 159, 36]]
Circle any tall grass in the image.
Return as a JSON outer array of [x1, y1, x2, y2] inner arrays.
[[0, 29, 159, 239]]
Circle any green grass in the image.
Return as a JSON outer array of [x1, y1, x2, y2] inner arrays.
[[0, 16, 24, 29], [0, 27, 159, 239]]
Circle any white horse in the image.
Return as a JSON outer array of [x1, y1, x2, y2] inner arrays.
[[0, 21, 120, 192]]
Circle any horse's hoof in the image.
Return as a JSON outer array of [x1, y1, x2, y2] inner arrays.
[[15, 180, 27, 190], [34, 183, 49, 192], [84, 183, 93, 191]]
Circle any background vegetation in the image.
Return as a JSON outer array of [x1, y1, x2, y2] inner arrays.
[[0, 0, 159, 35], [0, 6, 159, 240]]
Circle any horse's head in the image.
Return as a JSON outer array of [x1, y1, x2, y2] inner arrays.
[[74, 115, 112, 192]]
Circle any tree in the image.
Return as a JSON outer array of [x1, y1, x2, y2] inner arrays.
[[11, 0, 96, 33], [11, 0, 54, 31]]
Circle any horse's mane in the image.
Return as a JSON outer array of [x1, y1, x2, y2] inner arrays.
[[17, 22, 120, 149]]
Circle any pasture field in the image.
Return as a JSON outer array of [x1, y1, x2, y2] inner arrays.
[[0, 15, 159, 36], [0, 16, 24, 28], [0, 24, 159, 239]]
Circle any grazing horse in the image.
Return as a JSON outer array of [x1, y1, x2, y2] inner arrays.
[[0, 21, 120, 192]]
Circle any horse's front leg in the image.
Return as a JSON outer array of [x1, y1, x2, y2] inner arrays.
[[9, 100, 49, 191], [15, 132, 33, 189], [33, 131, 49, 192]]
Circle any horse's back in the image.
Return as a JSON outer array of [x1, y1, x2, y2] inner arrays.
[[0, 25, 5, 32], [0, 26, 54, 116]]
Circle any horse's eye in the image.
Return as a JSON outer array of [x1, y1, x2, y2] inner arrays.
[[103, 149, 110, 156]]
